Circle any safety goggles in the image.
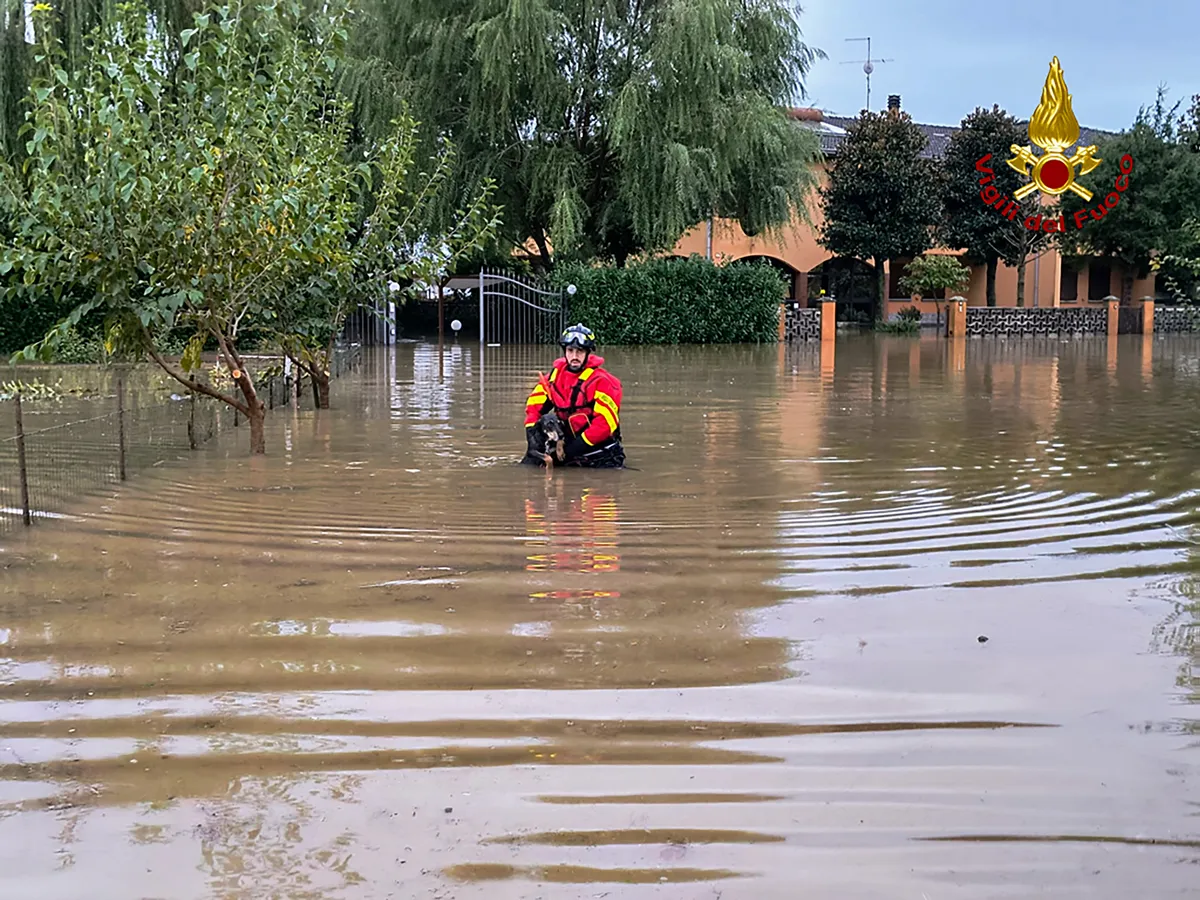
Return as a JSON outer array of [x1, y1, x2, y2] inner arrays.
[[560, 333, 594, 348]]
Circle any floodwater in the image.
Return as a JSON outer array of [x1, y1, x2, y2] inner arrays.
[[0, 335, 1197, 899]]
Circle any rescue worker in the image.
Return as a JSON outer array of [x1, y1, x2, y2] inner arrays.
[[524, 323, 625, 468]]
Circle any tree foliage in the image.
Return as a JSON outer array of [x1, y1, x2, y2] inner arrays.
[[0, 0, 211, 159], [817, 109, 941, 317], [1059, 88, 1200, 281], [345, 0, 824, 267], [1151, 218, 1200, 303], [899, 254, 970, 298], [939, 105, 1030, 306], [267, 117, 502, 406], [2, 0, 366, 452], [1, 0, 499, 452]]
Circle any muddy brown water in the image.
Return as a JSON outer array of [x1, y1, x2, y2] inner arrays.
[[0, 336, 1197, 898]]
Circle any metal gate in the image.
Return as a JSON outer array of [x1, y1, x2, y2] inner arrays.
[[341, 295, 397, 346], [478, 268, 572, 346]]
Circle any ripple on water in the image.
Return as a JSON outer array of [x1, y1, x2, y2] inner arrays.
[[0, 339, 1198, 898]]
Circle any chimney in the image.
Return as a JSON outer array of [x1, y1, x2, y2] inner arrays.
[[887, 94, 901, 112]]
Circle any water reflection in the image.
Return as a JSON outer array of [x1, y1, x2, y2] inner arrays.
[[524, 487, 621, 574], [0, 336, 1197, 898]]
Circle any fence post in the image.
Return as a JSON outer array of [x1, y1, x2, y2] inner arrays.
[[1105, 295, 1119, 338], [14, 388, 31, 527], [116, 370, 127, 481], [188, 376, 197, 450]]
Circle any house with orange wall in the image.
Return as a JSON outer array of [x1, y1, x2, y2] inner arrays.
[[668, 98, 1158, 321]]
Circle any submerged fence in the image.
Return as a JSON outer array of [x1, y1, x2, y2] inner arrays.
[[0, 345, 362, 535]]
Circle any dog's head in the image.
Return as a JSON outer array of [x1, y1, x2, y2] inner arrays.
[[538, 412, 567, 462]]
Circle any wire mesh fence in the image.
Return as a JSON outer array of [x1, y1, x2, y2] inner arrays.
[[0, 344, 362, 536]]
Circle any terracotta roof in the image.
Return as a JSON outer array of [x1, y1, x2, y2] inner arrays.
[[802, 112, 1115, 160]]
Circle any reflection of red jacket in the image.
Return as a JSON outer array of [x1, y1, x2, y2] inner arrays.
[[524, 494, 620, 573], [524, 354, 622, 448]]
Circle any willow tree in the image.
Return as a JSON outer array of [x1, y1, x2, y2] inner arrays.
[[344, 0, 824, 267], [0, 0, 207, 159]]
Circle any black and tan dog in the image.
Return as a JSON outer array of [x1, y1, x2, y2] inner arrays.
[[522, 411, 568, 468]]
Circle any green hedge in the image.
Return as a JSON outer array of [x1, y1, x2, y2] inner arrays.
[[550, 256, 784, 344]]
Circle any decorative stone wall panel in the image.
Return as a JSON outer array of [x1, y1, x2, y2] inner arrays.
[[784, 304, 821, 341], [1155, 307, 1200, 334], [965, 306, 1107, 336]]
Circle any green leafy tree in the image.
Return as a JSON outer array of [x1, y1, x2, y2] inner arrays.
[[899, 254, 970, 298], [1, 0, 367, 453], [940, 105, 1032, 306], [818, 108, 941, 319], [268, 119, 502, 407], [1151, 218, 1200, 303], [1059, 89, 1200, 288], [344, 0, 824, 267]]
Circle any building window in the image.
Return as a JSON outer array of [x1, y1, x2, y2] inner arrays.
[[1060, 263, 1078, 302], [1088, 262, 1111, 301]]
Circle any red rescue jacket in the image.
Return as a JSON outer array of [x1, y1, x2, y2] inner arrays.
[[524, 354, 623, 448]]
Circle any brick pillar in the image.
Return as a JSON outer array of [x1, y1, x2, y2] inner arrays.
[[947, 296, 967, 338], [820, 298, 836, 342], [1141, 296, 1155, 336], [778, 302, 787, 341], [797, 271, 809, 307], [1105, 296, 1119, 338]]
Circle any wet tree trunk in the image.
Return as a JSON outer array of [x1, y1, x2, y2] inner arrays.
[[236, 377, 267, 455], [314, 369, 330, 409], [986, 256, 998, 307], [1016, 254, 1027, 307]]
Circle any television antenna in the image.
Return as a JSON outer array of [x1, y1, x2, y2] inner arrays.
[[841, 37, 893, 112]]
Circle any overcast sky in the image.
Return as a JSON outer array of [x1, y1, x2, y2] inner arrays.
[[796, 0, 1197, 133]]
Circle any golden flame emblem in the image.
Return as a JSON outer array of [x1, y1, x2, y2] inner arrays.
[[1007, 57, 1101, 201]]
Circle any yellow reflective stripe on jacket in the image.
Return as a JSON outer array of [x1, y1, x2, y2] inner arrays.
[[593, 390, 620, 425], [580, 367, 595, 381], [593, 403, 618, 434]]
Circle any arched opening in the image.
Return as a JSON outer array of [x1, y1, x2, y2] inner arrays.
[[807, 257, 877, 324], [729, 255, 801, 301]]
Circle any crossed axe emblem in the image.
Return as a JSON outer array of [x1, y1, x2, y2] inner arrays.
[[1006, 143, 1102, 201]]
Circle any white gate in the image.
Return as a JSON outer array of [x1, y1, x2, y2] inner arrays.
[[477, 269, 573, 346]]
